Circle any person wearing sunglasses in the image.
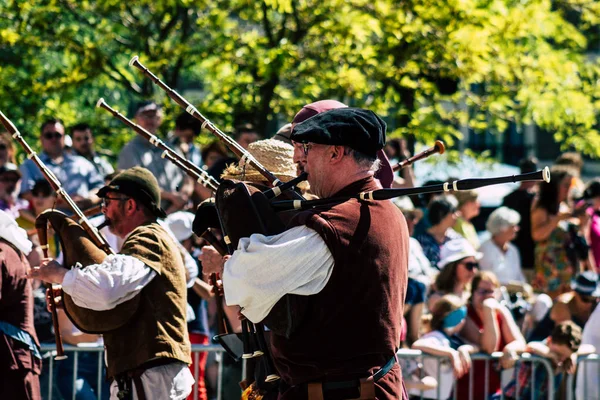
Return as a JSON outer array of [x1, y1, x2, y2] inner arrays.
[[427, 237, 481, 310], [18, 119, 103, 209], [457, 271, 526, 399], [29, 167, 194, 400]]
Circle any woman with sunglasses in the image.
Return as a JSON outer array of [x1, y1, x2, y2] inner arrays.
[[456, 271, 526, 399], [427, 238, 481, 310]]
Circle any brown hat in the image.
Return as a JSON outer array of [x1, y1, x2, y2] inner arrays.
[[221, 139, 298, 183], [97, 167, 166, 218]]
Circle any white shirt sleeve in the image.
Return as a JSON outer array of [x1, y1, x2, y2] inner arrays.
[[223, 225, 334, 323], [61, 254, 157, 311]]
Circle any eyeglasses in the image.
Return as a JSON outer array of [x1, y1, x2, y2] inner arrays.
[[102, 196, 129, 208], [301, 143, 314, 156], [74, 136, 92, 142], [32, 191, 52, 198], [43, 132, 64, 140], [461, 261, 479, 271]]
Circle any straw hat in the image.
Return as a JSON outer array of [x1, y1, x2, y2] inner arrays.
[[221, 138, 298, 183]]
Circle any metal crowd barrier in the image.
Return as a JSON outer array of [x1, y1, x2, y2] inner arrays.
[[396, 349, 555, 400], [566, 354, 600, 400], [39, 345, 560, 400], [39, 344, 225, 400]]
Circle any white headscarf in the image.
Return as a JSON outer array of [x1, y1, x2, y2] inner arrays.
[[0, 209, 33, 255]]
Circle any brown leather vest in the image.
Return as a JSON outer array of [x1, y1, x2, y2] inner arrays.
[[271, 177, 408, 388], [102, 222, 191, 378]]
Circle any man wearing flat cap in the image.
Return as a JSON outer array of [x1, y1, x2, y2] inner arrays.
[[29, 166, 194, 400], [201, 108, 409, 399]]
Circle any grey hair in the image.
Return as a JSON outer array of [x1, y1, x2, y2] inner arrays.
[[344, 146, 380, 172], [486, 206, 521, 236]]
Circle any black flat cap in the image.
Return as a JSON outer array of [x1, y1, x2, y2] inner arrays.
[[290, 108, 386, 157], [98, 166, 166, 219]]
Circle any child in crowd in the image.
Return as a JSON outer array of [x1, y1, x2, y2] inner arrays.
[[410, 294, 478, 400], [504, 321, 583, 400]]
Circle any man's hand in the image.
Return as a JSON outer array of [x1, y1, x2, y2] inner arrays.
[[199, 246, 230, 276], [27, 258, 68, 284]]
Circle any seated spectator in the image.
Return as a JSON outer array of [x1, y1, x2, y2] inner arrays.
[[504, 321, 582, 400], [201, 141, 229, 171], [411, 294, 478, 400], [428, 237, 481, 310], [234, 123, 260, 149], [404, 277, 427, 346], [528, 271, 600, 341], [457, 271, 526, 399], [414, 196, 461, 269], [19, 119, 103, 209], [479, 206, 527, 285], [453, 190, 481, 249], [393, 196, 436, 290]]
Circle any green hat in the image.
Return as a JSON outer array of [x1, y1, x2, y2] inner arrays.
[[97, 167, 166, 218], [290, 107, 386, 157]]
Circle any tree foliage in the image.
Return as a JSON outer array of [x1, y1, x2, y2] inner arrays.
[[0, 0, 599, 160]]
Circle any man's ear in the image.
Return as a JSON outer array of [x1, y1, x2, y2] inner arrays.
[[330, 145, 345, 164]]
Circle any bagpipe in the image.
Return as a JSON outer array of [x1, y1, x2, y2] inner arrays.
[[0, 110, 120, 360]]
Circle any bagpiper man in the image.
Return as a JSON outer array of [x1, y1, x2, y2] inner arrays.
[[201, 107, 409, 400], [29, 167, 193, 400]]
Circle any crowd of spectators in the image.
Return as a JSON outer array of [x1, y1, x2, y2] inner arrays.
[[3, 100, 600, 400], [396, 149, 600, 399]]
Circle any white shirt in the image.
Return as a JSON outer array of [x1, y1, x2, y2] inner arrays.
[[577, 305, 600, 400], [408, 237, 436, 290], [478, 239, 525, 284], [61, 252, 194, 399], [223, 225, 334, 323], [409, 330, 454, 399]]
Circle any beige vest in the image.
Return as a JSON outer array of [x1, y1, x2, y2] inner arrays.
[[102, 222, 191, 378]]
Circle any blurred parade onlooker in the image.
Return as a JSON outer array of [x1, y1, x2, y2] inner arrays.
[[168, 112, 203, 167], [0, 131, 16, 166], [234, 123, 260, 150], [393, 196, 436, 290], [201, 141, 229, 171], [583, 179, 600, 271], [428, 237, 481, 310], [0, 163, 27, 219], [505, 321, 582, 400], [71, 123, 114, 178], [502, 157, 538, 271], [555, 151, 585, 193], [166, 211, 212, 400], [457, 271, 526, 399], [576, 294, 600, 399], [414, 196, 462, 270], [479, 206, 526, 285], [0, 210, 41, 400], [411, 294, 478, 400], [529, 271, 600, 342], [19, 119, 103, 209], [452, 190, 481, 250], [118, 101, 191, 213], [531, 165, 584, 297], [273, 123, 293, 145]]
